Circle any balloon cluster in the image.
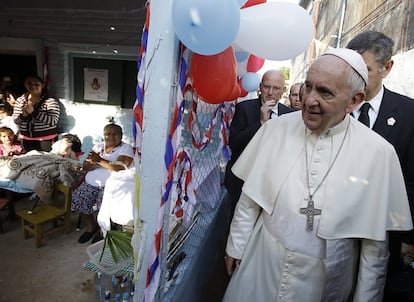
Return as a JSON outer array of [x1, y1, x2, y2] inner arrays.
[[172, 0, 313, 104]]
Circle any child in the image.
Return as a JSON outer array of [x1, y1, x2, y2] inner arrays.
[[0, 126, 23, 156], [0, 104, 18, 135]]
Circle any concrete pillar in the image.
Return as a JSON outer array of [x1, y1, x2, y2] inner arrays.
[[135, 0, 179, 300]]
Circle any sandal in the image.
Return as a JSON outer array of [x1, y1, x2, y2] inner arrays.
[[91, 233, 104, 244], [78, 228, 97, 243]]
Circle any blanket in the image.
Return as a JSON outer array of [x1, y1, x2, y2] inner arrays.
[[0, 152, 83, 203]]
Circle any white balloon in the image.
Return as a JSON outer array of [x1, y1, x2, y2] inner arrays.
[[234, 2, 314, 60]]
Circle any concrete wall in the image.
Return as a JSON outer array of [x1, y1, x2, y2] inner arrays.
[[0, 3, 146, 146], [295, 0, 414, 98]]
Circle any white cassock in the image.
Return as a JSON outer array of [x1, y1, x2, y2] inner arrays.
[[223, 112, 413, 302]]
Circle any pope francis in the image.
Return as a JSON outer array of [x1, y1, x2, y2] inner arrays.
[[223, 48, 413, 302]]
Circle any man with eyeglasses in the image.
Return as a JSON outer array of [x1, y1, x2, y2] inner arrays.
[[224, 70, 293, 212]]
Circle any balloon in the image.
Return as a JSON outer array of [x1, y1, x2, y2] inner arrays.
[[241, 0, 266, 9], [236, 59, 248, 77], [234, 2, 314, 60], [241, 72, 261, 92], [246, 55, 265, 72], [190, 47, 239, 104], [238, 77, 249, 97], [172, 0, 241, 55], [235, 51, 249, 62], [225, 84, 241, 101], [237, 0, 248, 7]]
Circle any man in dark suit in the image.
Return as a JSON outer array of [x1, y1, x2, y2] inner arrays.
[[347, 30, 414, 301], [224, 70, 293, 212]]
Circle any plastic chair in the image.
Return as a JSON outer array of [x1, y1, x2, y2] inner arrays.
[[16, 183, 72, 247]]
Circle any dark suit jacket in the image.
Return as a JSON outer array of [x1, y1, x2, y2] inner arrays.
[[373, 88, 414, 216], [224, 98, 293, 210], [374, 88, 414, 299]]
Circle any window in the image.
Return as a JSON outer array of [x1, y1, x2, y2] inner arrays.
[[72, 57, 137, 109]]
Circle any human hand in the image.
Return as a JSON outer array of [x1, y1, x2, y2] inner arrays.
[[224, 254, 241, 276], [401, 242, 414, 269], [87, 150, 101, 164], [260, 100, 277, 123], [23, 102, 34, 115]]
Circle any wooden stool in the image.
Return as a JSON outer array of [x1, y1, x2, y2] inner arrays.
[[0, 197, 11, 233], [16, 183, 72, 247]]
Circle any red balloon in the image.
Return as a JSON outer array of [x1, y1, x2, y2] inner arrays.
[[225, 83, 241, 101], [246, 55, 265, 72], [191, 47, 238, 104], [237, 77, 249, 97], [241, 0, 266, 9]]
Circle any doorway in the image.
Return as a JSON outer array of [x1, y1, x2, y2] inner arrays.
[[0, 54, 37, 96]]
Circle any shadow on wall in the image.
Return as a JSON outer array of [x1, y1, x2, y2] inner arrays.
[[79, 135, 103, 162], [57, 100, 75, 134], [114, 110, 135, 146]]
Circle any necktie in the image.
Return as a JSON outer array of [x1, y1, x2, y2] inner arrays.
[[358, 103, 371, 127]]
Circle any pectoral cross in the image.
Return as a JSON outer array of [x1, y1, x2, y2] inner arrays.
[[300, 199, 322, 231]]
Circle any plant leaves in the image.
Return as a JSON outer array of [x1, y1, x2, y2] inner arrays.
[[100, 230, 133, 264]]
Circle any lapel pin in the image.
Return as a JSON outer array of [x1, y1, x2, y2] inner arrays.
[[387, 117, 396, 126]]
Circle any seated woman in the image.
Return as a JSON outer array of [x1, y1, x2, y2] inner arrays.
[[71, 123, 134, 244], [0, 126, 23, 156]]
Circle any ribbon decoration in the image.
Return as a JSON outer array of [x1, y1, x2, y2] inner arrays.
[[171, 150, 197, 221], [132, 3, 150, 160], [144, 44, 189, 302], [187, 95, 233, 161]]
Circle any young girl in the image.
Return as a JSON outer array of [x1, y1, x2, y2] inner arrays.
[[0, 126, 23, 156]]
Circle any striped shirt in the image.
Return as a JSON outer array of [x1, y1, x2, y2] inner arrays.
[[13, 94, 60, 138]]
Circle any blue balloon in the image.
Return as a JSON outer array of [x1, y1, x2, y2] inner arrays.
[[235, 50, 249, 62], [172, 0, 240, 55], [237, 0, 248, 7], [241, 72, 260, 92]]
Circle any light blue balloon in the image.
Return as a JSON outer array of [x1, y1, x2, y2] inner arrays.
[[241, 72, 261, 92], [237, 0, 248, 7], [235, 50, 249, 62], [172, 0, 241, 55]]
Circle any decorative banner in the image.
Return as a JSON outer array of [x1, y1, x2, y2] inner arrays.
[[234, 2, 314, 60], [145, 44, 188, 302], [83, 68, 108, 102], [171, 150, 197, 221], [187, 95, 231, 161], [133, 3, 150, 158]]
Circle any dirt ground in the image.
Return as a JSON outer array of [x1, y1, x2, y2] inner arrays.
[[0, 198, 96, 302]]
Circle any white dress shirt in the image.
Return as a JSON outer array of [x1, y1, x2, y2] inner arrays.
[[353, 86, 384, 128]]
